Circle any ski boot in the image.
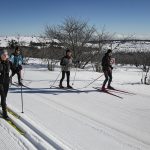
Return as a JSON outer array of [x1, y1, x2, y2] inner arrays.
[[67, 85, 73, 89], [101, 86, 107, 91], [59, 84, 64, 89], [2, 111, 9, 120], [18, 81, 23, 86], [107, 85, 115, 90]]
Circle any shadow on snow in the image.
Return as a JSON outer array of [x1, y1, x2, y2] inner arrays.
[[9, 87, 96, 95]]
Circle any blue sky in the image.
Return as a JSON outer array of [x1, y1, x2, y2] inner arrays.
[[0, 0, 150, 36]]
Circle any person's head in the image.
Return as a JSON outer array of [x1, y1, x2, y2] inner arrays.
[[0, 49, 9, 61], [66, 49, 72, 57], [106, 49, 112, 56], [15, 46, 20, 55]]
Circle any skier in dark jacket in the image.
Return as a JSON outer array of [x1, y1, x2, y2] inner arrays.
[[0, 49, 10, 119], [9, 46, 23, 85], [59, 49, 73, 88], [101, 49, 114, 91]]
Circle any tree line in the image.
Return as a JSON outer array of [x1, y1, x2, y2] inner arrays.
[[1, 17, 150, 84]]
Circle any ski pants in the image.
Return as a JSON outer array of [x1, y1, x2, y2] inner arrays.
[[11, 65, 22, 83], [60, 71, 70, 86], [102, 69, 112, 87], [0, 83, 9, 116]]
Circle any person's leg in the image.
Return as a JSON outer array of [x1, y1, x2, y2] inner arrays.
[[17, 72, 22, 84], [59, 71, 65, 88], [17, 66, 22, 85], [102, 71, 109, 90], [107, 70, 113, 88], [66, 71, 72, 88], [4, 83, 9, 98], [0, 85, 8, 118], [9, 69, 16, 84], [10, 63, 17, 78]]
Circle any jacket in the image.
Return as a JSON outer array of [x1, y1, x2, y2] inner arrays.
[[0, 60, 10, 84], [102, 53, 113, 71], [60, 56, 72, 71], [9, 53, 23, 67]]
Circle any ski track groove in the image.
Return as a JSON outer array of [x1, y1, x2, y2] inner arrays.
[[6, 107, 71, 150], [1, 110, 52, 150], [0, 117, 36, 150], [18, 88, 150, 150]]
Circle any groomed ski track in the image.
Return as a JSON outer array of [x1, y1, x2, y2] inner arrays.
[[0, 107, 70, 150], [5, 64, 150, 150]]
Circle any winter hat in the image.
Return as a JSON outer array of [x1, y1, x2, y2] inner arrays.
[[0, 49, 8, 56], [66, 49, 71, 54], [15, 46, 20, 52], [107, 49, 112, 54]]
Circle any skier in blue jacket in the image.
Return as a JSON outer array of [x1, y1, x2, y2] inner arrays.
[[9, 47, 23, 85]]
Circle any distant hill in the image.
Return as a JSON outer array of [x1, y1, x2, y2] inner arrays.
[[1, 35, 150, 52]]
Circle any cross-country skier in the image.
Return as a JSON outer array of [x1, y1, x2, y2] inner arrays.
[[101, 49, 114, 91], [9, 46, 23, 85], [0, 49, 10, 119], [59, 49, 73, 88]]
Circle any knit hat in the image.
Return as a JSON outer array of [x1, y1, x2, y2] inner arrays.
[[0, 49, 8, 56], [15, 46, 20, 52], [107, 49, 112, 54], [66, 49, 71, 54]]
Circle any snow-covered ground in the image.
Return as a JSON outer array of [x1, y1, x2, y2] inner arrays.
[[0, 36, 58, 47], [0, 36, 39, 47], [0, 59, 150, 150], [1, 35, 150, 52]]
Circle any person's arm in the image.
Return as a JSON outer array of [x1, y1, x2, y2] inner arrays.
[[0, 62, 3, 73], [18, 55, 23, 65], [60, 57, 68, 66], [9, 54, 14, 63], [108, 57, 113, 70], [60, 57, 64, 66], [68, 57, 73, 67], [102, 56, 108, 68]]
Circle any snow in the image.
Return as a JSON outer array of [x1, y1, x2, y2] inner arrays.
[[0, 59, 150, 150], [1, 36, 150, 52], [0, 36, 44, 47], [0, 36, 58, 47], [0, 114, 37, 150]]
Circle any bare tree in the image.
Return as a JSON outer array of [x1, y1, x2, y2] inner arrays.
[[44, 17, 96, 63], [93, 26, 114, 72], [36, 35, 63, 71]]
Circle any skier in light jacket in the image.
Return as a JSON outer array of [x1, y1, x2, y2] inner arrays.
[[59, 49, 73, 88]]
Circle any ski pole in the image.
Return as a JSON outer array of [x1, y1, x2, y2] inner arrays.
[[82, 73, 104, 88], [21, 84, 24, 113], [72, 67, 78, 86], [50, 71, 61, 88]]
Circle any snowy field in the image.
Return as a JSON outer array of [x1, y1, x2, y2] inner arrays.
[[0, 36, 39, 47], [0, 59, 150, 150], [1, 36, 150, 52]]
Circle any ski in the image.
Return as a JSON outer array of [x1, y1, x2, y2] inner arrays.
[[7, 107, 20, 119], [50, 86, 81, 92], [107, 88, 135, 95], [0, 112, 25, 135], [106, 89, 133, 95], [93, 87, 123, 99], [21, 84, 32, 90], [11, 82, 19, 87], [14, 82, 32, 90], [93, 87, 135, 95]]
